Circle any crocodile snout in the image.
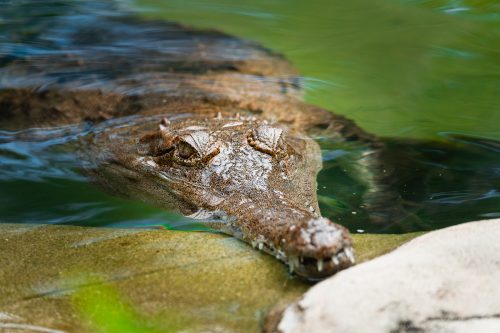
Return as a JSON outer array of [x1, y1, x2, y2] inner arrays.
[[283, 217, 355, 280]]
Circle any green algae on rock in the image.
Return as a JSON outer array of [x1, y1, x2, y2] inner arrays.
[[351, 232, 423, 263], [0, 223, 419, 333]]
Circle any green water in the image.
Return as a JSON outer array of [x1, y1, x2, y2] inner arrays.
[[0, 0, 499, 233], [136, 0, 500, 140]]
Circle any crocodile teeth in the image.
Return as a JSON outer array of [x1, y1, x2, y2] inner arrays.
[[317, 259, 324, 272], [288, 256, 300, 273], [258, 242, 264, 250], [345, 248, 356, 263], [332, 256, 340, 265]]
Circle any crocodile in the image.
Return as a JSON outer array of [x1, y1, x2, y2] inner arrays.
[[1, 1, 498, 280]]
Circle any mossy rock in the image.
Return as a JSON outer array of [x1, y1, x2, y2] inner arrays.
[[0, 224, 420, 332]]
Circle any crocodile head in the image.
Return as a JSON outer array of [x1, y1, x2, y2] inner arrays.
[[95, 112, 354, 279]]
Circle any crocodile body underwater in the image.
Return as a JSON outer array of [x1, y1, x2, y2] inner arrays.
[[1, 1, 499, 280]]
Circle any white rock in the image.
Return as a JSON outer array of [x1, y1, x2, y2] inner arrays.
[[277, 218, 500, 333]]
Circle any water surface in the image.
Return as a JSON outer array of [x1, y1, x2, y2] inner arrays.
[[0, 0, 499, 233]]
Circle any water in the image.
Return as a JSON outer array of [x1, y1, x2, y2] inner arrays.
[[0, 0, 499, 233], [137, 0, 500, 139], [0, 125, 208, 230]]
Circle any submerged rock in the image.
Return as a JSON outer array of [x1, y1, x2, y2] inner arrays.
[[0, 223, 416, 333], [271, 218, 500, 333]]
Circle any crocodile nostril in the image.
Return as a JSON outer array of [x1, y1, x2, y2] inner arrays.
[[285, 217, 352, 258]]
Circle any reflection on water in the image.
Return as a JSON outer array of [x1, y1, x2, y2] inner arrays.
[[317, 133, 500, 233], [0, 0, 499, 233], [138, 0, 500, 139]]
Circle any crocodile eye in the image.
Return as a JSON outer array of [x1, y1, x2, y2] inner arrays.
[[248, 125, 286, 157], [177, 140, 197, 159], [174, 131, 219, 165]]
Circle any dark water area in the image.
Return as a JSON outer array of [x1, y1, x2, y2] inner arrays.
[[317, 134, 500, 232], [0, 0, 499, 234]]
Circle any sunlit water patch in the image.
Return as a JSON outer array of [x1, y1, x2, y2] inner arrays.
[[136, 0, 500, 140]]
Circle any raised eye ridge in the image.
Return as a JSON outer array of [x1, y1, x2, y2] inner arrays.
[[247, 125, 286, 157], [174, 131, 220, 165]]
